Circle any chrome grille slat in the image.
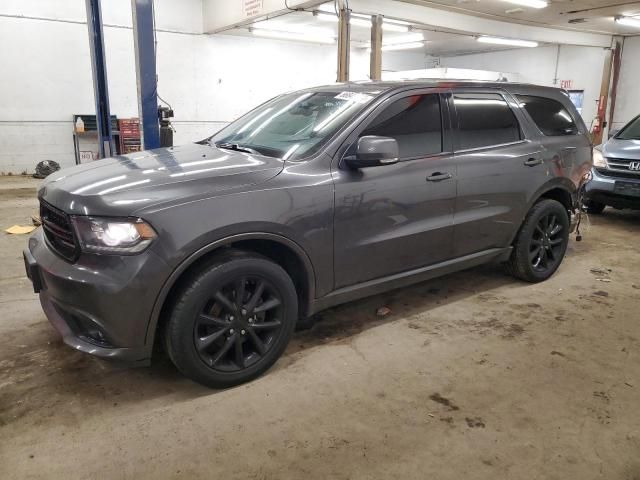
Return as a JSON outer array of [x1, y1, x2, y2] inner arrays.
[[602, 157, 640, 177], [40, 201, 79, 262]]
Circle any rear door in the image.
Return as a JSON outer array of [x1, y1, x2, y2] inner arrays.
[[515, 93, 592, 186], [332, 90, 457, 288], [451, 89, 547, 257]]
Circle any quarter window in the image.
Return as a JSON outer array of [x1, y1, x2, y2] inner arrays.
[[362, 94, 443, 158], [517, 95, 579, 136], [453, 93, 522, 150]]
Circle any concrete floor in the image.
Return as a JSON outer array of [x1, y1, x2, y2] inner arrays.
[[1, 175, 639, 479]]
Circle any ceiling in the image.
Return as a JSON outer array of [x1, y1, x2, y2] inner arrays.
[[221, 0, 640, 57], [406, 0, 640, 35], [222, 8, 531, 56]]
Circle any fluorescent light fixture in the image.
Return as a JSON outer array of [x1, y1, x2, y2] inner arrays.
[[350, 17, 372, 28], [317, 3, 337, 13], [381, 42, 423, 51], [615, 16, 640, 28], [384, 32, 424, 45], [316, 12, 410, 32], [315, 12, 339, 22], [477, 36, 539, 47], [500, 0, 548, 8], [383, 22, 410, 32], [251, 27, 335, 44]]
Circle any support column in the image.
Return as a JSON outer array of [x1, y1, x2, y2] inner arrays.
[[336, 5, 351, 82], [607, 36, 624, 136], [85, 0, 113, 158], [370, 15, 383, 81], [591, 49, 612, 145], [132, 0, 160, 150]]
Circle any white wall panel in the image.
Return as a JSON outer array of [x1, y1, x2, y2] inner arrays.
[[612, 36, 640, 130]]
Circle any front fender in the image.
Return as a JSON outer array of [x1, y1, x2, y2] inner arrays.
[[143, 231, 317, 349]]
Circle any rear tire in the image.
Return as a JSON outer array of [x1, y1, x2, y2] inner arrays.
[[583, 199, 606, 214], [507, 199, 570, 283], [165, 250, 298, 388]]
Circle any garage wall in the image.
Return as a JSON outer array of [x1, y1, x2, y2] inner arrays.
[[0, 1, 422, 174], [0, 0, 204, 174], [612, 36, 640, 130], [438, 44, 609, 125]]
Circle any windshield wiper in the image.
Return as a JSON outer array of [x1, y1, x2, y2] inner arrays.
[[214, 142, 261, 155]]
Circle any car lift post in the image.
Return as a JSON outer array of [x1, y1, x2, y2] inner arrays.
[[131, 0, 161, 150], [85, 0, 114, 158]]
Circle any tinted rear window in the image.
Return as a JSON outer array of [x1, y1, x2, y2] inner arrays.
[[453, 93, 521, 150], [517, 95, 579, 136]]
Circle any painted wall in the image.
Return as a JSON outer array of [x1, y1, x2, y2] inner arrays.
[[0, 0, 204, 173], [438, 45, 609, 126], [612, 36, 640, 131], [0, 2, 416, 173]]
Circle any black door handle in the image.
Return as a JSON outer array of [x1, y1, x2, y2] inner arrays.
[[524, 158, 543, 167], [426, 172, 453, 182]]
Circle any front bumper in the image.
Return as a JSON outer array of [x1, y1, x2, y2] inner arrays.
[[25, 228, 170, 365], [584, 168, 640, 209]]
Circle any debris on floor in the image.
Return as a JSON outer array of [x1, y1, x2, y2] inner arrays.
[[376, 306, 391, 317], [5, 225, 36, 234]]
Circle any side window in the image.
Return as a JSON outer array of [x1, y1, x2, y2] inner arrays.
[[362, 94, 442, 158], [517, 95, 579, 136], [453, 92, 522, 150]]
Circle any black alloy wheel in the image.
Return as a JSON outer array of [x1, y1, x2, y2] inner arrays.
[[529, 213, 565, 272], [194, 276, 284, 371], [165, 251, 298, 388], [507, 199, 570, 282]]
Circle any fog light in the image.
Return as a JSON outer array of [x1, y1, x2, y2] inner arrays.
[[72, 314, 112, 347]]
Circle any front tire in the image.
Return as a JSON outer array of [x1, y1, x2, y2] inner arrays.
[[583, 199, 606, 214], [165, 251, 298, 388], [507, 199, 570, 283]]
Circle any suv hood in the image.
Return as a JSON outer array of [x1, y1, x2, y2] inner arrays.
[[602, 137, 640, 160], [39, 144, 284, 216]]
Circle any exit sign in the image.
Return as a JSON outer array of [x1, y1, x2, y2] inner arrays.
[[560, 80, 573, 89]]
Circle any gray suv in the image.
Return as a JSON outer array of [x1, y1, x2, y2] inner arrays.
[[584, 114, 640, 213], [24, 81, 592, 388]]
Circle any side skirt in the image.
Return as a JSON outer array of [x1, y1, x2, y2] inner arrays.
[[309, 247, 512, 315]]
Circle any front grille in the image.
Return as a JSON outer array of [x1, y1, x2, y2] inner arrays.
[[603, 157, 640, 177], [596, 167, 640, 180], [40, 201, 79, 262]]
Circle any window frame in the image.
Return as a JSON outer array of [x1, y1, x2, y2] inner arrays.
[[337, 88, 454, 169], [449, 89, 527, 153], [515, 94, 580, 138]]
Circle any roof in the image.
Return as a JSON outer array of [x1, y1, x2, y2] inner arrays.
[[307, 79, 563, 95]]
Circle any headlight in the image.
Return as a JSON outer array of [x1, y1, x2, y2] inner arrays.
[[72, 217, 156, 254], [592, 148, 607, 168]]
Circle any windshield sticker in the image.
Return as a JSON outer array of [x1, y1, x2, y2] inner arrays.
[[335, 92, 372, 104]]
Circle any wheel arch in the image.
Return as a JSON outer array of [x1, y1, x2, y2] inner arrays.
[[509, 180, 576, 245], [145, 232, 317, 352]]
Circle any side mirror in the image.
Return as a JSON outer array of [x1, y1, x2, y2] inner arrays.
[[608, 128, 619, 139], [345, 136, 399, 169]]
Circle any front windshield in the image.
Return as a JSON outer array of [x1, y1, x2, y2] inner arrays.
[[616, 115, 640, 140], [209, 90, 377, 161]]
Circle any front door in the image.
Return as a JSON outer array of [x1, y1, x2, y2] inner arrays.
[[332, 91, 456, 288]]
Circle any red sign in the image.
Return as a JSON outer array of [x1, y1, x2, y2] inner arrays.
[[560, 80, 573, 89], [243, 0, 263, 17]]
